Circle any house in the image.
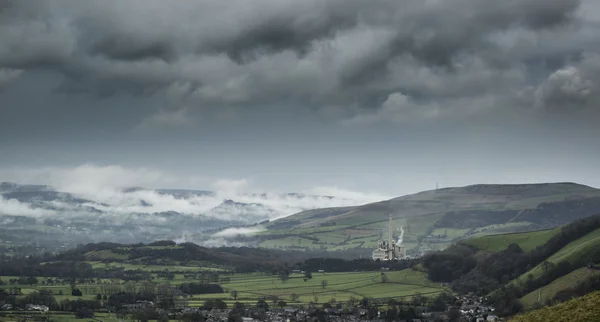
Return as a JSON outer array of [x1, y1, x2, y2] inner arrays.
[[25, 304, 49, 312], [123, 300, 154, 311], [487, 315, 499, 321], [284, 308, 298, 316]]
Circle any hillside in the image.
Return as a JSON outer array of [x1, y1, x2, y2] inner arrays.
[[513, 227, 600, 282], [510, 290, 600, 322], [461, 228, 561, 253], [252, 183, 600, 254], [520, 267, 600, 309]]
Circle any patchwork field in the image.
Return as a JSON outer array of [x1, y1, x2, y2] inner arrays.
[[1, 268, 445, 315], [189, 269, 446, 307]]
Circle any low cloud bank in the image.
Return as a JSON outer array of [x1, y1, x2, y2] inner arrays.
[[0, 195, 56, 217], [211, 227, 265, 238], [0, 164, 390, 223]]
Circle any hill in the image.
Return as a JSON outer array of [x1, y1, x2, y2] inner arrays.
[[510, 290, 600, 322], [251, 183, 600, 254], [461, 228, 561, 253], [418, 214, 600, 317]]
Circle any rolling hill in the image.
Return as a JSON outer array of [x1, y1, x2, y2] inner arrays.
[[251, 183, 600, 254], [418, 214, 600, 318]]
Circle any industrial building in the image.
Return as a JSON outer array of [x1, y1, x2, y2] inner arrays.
[[372, 214, 407, 261]]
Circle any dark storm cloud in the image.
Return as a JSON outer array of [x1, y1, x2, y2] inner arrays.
[[0, 0, 598, 124]]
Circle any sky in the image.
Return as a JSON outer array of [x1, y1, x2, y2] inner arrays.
[[1, 0, 600, 199]]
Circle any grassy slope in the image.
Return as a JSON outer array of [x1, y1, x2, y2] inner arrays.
[[513, 227, 600, 283], [458, 224, 600, 310], [258, 183, 600, 253], [461, 227, 561, 252], [520, 267, 600, 309], [510, 290, 600, 322]]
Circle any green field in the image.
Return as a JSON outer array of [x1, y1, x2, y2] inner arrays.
[[520, 267, 600, 309], [188, 269, 446, 306], [513, 227, 600, 283], [461, 227, 561, 253], [1, 268, 445, 312]]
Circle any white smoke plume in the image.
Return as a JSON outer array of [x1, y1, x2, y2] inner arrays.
[[397, 226, 404, 245]]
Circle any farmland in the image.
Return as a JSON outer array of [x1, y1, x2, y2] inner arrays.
[[0, 268, 444, 308], [209, 269, 445, 306], [0, 267, 446, 321]]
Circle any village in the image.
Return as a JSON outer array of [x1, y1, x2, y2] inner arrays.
[[1, 292, 503, 322]]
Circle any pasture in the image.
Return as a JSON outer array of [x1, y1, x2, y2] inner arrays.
[[189, 269, 446, 307], [1, 268, 445, 310]]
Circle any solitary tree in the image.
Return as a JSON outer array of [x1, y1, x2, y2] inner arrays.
[[380, 273, 389, 283], [321, 280, 328, 289], [291, 293, 299, 302], [279, 271, 290, 283], [231, 290, 238, 300]]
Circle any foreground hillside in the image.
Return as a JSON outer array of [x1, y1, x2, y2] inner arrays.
[[510, 291, 600, 322], [461, 225, 600, 309], [415, 213, 600, 319], [248, 183, 600, 254]]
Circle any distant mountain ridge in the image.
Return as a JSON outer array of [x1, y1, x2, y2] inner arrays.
[[0, 181, 369, 248], [250, 182, 600, 254]]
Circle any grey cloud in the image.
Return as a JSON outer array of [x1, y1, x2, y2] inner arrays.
[[535, 53, 600, 112], [0, 0, 597, 123]]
